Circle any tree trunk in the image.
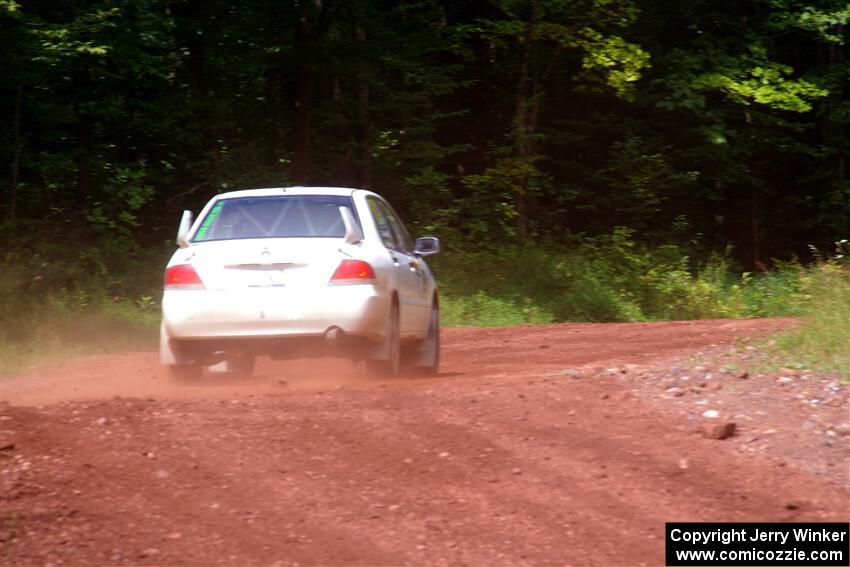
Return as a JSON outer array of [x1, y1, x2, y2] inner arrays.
[[817, 23, 846, 242], [75, 113, 91, 203], [187, 0, 206, 98], [10, 82, 22, 221], [354, 22, 370, 189], [292, 63, 315, 184], [751, 186, 764, 270], [289, 1, 340, 184], [828, 24, 845, 205], [512, 0, 541, 241]]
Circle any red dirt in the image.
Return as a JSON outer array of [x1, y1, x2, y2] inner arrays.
[[1, 318, 848, 566]]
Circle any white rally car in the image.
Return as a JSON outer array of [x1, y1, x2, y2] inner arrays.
[[160, 187, 440, 378]]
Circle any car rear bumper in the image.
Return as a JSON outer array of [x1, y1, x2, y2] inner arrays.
[[162, 285, 389, 341]]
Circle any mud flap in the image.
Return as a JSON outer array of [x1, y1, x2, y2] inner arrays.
[[159, 323, 181, 365], [411, 307, 439, 371], [366, 302, 397, 361]]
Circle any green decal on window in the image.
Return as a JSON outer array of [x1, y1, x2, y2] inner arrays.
[[195, 203, 223, 240]]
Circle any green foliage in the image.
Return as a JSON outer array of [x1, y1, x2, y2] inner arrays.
[[772, 1, 850, 44], [442, 291, 554, 327], [575, 27, 651, 98], [691, 54, 828, 113], [31, 7, 118, 60], [657, 47, 828, 113], [456, 146, 550, 243], [2, 0, 846, 262], [86, 168, 155, 234], [1, 295, 160, 374], [735, 262, 807, 317], [435, 233, 847, 329], [0, 263, 161, 373]]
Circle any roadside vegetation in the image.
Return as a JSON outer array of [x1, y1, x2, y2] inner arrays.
[[760, 256, 849, 379], [0, 284, 161, 375], [438, 236, 849, 326], [3, 236, 846, 379]]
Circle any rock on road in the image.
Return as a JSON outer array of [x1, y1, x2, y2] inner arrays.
[[1, 318, 847, 566]]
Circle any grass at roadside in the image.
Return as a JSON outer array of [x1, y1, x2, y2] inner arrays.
[[1, 296, 160, 376], [760, 262, 849, 379]]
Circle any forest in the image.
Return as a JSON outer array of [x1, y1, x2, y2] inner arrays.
[[0, 1, 848, 368]]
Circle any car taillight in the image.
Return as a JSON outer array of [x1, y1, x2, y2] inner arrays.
[[164, 264, 205, 289], [329, 259, 375, 284]]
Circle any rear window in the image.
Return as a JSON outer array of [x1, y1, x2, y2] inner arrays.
[[192, 195, 359, 241]]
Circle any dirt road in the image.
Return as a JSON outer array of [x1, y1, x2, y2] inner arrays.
[[1, 318, 848, 566]]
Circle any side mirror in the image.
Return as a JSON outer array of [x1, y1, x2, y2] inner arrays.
[[339, 206, 364, 244], [176, 210, 193, 249], [413, 236, 440, 256]]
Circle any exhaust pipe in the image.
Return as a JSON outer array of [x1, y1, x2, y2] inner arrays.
[[325, 326, 344, 343]]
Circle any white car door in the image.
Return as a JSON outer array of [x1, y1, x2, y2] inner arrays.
[[377, 199, 430, 335], [366, 197, 422, 337]]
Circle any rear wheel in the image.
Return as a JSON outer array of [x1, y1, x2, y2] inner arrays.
[[367, 302, 400, 377]]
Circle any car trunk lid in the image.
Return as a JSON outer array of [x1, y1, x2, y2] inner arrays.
[[187, 238, 344, 290]]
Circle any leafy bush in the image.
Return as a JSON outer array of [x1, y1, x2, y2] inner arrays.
[[433, 230, 844, 329], [1, 287, 160, 374], [1, 244, 163, 373], [434, 228, 731, 325], [442, 291, 554, 327], [735, 261, 807, 317]]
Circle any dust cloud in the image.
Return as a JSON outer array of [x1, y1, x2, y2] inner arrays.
[[0, 354, 392, 407]]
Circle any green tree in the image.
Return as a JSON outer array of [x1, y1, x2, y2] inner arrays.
[[450, 0, 649, 242]]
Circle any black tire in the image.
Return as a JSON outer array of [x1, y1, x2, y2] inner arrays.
[[367, 302, 400, 377]]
